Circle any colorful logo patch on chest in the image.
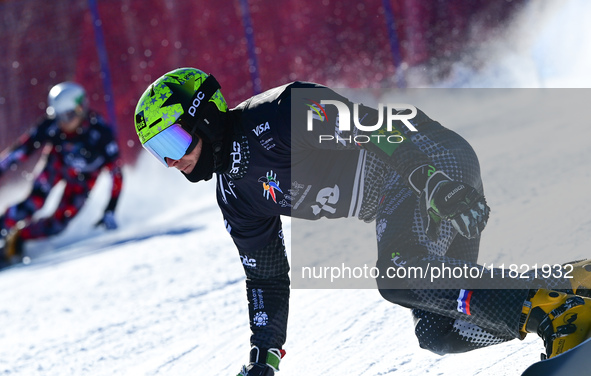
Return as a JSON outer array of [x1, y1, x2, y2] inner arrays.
[[259, 171, 283, 203]]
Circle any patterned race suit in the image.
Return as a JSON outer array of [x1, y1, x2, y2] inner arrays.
[[215, 82, 530, 355], [217, 83, 528, 354], [0, 111, 123, 241]]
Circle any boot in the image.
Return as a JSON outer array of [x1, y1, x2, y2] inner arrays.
[[237, 346, 285, 376], [1, 229, 24, 264], [521, 289, 591, 359]]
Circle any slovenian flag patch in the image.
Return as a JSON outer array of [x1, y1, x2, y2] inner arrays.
[[457, 289, 473, 315]]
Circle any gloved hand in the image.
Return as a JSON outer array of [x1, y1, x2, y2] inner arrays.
[[414, 169, 489, 241], [95, 210, 118, 230], [0, 155, 13, 179], [237, 347, 284, 376]]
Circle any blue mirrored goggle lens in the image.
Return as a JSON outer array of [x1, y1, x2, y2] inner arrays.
[[143, 124, 193, 166]]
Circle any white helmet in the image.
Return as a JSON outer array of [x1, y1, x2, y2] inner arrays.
[[46, 82, 88, 120]]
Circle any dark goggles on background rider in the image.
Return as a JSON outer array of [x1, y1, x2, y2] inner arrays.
[[56, 108, 83, 123], [142, 74, 221, 167]]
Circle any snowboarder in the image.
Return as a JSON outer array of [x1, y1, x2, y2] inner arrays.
[[133, 67, 591, 375], [0, 82, 123, 264]]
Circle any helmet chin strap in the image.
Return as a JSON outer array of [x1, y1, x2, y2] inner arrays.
[[208, 118, 225, 173], [182, 141, 215, 183], [182, 110, 247, 183], [190, 103, 230, 172]]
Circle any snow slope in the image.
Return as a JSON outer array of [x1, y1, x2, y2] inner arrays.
[[1, 0, 591, 375]]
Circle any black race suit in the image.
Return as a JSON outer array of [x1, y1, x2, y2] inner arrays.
[[217, 82, 529, 355]]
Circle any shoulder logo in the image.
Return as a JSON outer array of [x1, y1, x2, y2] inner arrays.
[[252, 122, 271, 137]]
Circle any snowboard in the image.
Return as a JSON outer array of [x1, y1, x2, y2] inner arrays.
[[521, 336, 591, 376]]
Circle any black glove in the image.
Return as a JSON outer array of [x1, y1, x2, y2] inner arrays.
[[411, 167, 489, 241], [95, 210, 118, 230]]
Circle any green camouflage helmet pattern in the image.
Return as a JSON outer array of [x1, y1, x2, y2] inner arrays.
[[134, 67, 227, 144]]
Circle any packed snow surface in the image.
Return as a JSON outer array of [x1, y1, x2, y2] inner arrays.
[[1, 0, 590, 374]]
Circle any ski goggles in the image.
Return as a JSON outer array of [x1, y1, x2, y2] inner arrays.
[[57, 110, 78, 123], [56, 107, 85, 124], [143, 123, 195, 166]]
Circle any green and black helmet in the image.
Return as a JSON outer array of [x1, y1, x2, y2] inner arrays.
[[134, 67, 227, 166]]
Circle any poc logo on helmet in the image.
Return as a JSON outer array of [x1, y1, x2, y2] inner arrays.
[[188, 91, 206, 117]]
